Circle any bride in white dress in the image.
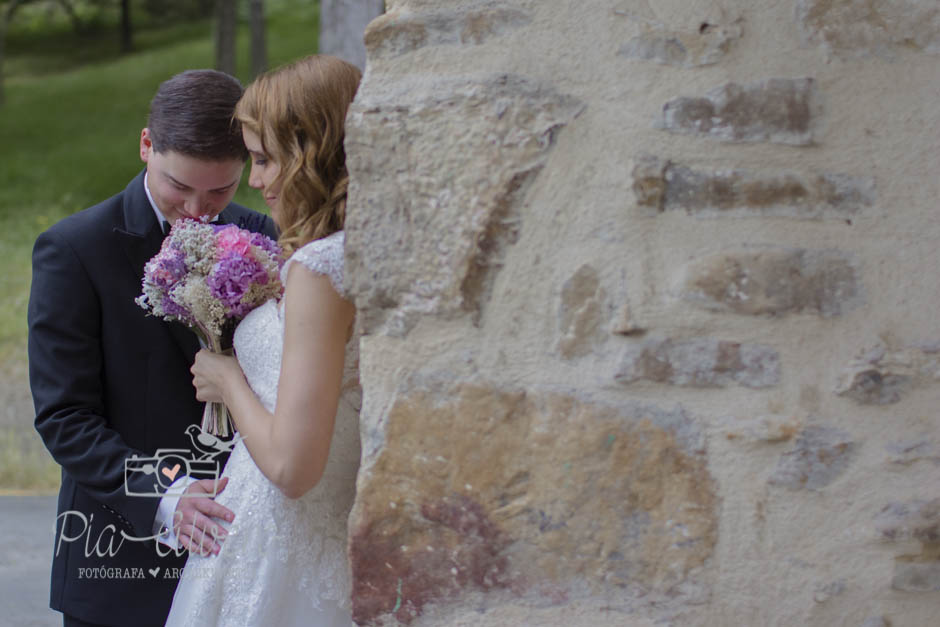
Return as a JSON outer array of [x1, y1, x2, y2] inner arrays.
[[165, 55, 362, 627]]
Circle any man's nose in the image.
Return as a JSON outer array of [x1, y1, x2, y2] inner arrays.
[[184, 197, 208, 216]]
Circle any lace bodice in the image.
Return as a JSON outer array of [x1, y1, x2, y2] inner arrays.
[[237, 231, 351, 414], [280, 231, 345, 295], [166, 231, 360, 627]]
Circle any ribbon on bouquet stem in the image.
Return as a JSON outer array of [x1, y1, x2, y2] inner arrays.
[[193, 321, 234, 437]]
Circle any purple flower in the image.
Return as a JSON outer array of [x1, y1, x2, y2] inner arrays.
[[148, 249, 187, 289], [249, 232, 281, 259], [206, 253, 269, 317], [161, 295, 193, 323]]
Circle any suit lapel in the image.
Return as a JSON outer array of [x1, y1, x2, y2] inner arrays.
[[215, 207, 235, 227], [114, 171, 161, 281], [114, 171, 200, 363]]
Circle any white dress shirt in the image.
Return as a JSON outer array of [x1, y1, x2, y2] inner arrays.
[[144, 171, 198, 548]]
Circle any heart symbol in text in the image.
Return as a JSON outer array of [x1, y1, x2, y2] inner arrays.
[[161, 463, 181, 482], [149, 567, 160, 578]]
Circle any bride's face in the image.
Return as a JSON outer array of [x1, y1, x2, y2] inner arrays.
[[242, 128, 283, 222]]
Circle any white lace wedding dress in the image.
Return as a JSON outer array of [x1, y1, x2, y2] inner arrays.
[[165, 231, 360, 627]]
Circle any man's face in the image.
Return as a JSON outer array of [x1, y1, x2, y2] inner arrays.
[[139, 128, 245, 225]]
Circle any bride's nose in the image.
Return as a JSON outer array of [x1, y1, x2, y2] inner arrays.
[[248, 163, 264, 190]]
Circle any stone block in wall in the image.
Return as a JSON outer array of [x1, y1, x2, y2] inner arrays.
[[797, 0, 940, 59], [345, 74, 584, 335], [835, 342, 940, 404], [720, 414, 802, 444], [657, 78, 821, 145], [875, 499, 940, 593], [348, 383, 716, 624], [614, 336, 780, 388], [610, 302, 645, 336], [891, 561, 940, 592], [618, 17, 743, 68], [557, 265, 607, 359], [364, 3, 532, 58], [885, 437, 940, 467], [812, 579, 846, 603], [768, 425, 856, 490], [875, 499, 940, 544], [631, 154, 875, 218], [678, 248, 862, 317]]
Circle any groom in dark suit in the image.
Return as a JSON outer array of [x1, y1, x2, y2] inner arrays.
[[28, 70, 276, 627]]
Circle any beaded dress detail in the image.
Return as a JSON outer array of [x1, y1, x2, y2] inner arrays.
[[165, 231, 360, 627]]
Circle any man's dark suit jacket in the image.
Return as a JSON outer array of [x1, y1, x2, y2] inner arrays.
[[28, 171, 276, 626]]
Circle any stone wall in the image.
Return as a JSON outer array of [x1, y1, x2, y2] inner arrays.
[[343, 1, 940, 625]]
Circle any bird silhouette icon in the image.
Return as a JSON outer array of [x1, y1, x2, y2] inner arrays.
[[185, 425, 241, 460]]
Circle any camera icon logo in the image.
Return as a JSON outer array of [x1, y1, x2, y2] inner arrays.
[[123, 426, 241, 498], [124, 450, 220, 497]]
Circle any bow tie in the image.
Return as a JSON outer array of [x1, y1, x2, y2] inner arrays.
[[161, 221, 172, 238]]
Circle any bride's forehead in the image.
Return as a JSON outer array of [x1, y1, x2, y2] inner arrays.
[[242, 128, 263, 150]]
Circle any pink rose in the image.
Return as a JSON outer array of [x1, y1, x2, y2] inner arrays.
[[216, 225, 251, 256]]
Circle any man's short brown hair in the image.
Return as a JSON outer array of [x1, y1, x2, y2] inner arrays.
[[147, 69, 248, 161]]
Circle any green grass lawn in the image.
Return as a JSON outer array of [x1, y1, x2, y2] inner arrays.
[[0, 0, 320, 490]]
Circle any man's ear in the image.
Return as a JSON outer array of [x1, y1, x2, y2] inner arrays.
[[140, 128, 152, 163]]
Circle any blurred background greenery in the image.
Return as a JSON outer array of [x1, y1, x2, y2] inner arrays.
[[0, 0, 320, 492]]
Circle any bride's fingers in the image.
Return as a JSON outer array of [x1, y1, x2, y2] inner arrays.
[[180, 518, 225, 555], [191, 510, 228, 542], [179, 530, 216, 556], [189, 489, 235, 524], [192, 379, 219, 402]]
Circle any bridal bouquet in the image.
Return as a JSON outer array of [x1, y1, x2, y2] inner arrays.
[[136, 219, 283, 436]]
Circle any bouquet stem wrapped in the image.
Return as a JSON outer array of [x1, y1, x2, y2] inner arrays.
[[137, 219, 283, 435], [193, 322, 234, 437]]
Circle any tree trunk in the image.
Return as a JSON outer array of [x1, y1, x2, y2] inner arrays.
[[214, 0, 236, 76], [55, 0, 82, 33], [0, 0, 28, 107], [0, 9, 6, 107], [249, 0, 266, 78], [318, 0, 384, 70], [119, 0, 132, 53]]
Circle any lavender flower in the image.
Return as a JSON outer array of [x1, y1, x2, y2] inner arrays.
[[207, 253, 270, 318]]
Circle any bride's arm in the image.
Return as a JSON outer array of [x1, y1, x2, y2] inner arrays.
[[192, 263, 354, 498]]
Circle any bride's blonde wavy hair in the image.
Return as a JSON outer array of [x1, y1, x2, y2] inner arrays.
[[235, 55, 361, 257]]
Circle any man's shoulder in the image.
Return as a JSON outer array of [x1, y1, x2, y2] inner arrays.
[[40, 191, 125, 245]]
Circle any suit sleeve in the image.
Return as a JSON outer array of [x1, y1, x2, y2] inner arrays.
[[28, 228, 160, 537]]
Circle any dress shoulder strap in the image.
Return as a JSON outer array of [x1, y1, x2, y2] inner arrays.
[[280, 231, 345, 296]]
